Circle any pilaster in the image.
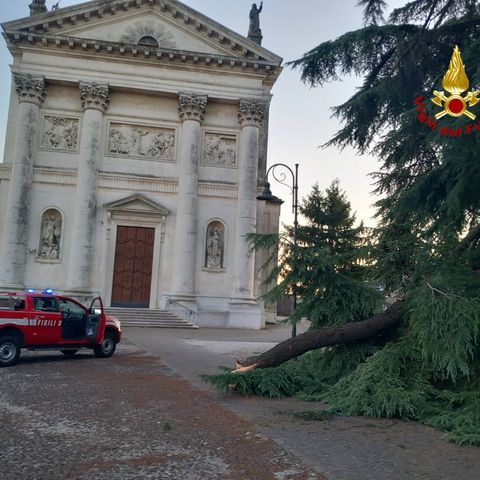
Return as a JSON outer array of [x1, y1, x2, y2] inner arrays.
[[229, 100, 266, 328], [0, 74, 46, 288], [170, 94, 207, 299], [66, 83, 110, 292]]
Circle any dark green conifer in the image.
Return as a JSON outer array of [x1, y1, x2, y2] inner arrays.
[[206, 1, 480, 446]]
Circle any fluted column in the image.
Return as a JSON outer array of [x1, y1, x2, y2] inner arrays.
[[231, 100, 266, 300], [66, 82, 110, 291], [171, 94, 207, 297], [0, 74, 46, 288]]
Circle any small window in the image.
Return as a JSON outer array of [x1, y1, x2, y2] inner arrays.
[[14, 298, 26, 311], [59, 298, 86, 315], [33, 297, 59, 312], [138, 36, 159, 47]]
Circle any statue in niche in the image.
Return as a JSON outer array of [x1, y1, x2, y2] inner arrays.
[[40, 211, 62, 259], [206, 224, 224, 269], [248, 2, 263, 37]]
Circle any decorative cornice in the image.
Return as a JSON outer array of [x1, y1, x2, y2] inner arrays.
[[2, 0, 283, 65], [178, 94, 207, 123], [3, 32, 280, 79], [79, 82, 110, 113], [14, 74, 46, 106], [238, 100, 266, 128]]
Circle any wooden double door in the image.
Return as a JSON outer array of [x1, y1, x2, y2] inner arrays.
[[111, 226, 155, 308]]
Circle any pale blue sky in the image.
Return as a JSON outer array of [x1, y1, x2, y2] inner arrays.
[[0, 0, 404, 226]]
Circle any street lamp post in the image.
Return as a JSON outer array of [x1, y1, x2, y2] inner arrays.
[[256, 163, 299, 337]]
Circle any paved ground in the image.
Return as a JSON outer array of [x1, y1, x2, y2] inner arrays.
[[1, 343, 319, 480], [2, 324, 480, 479], [125, 324, 480, 480]]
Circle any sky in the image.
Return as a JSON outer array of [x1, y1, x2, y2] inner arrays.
[[0, 0, 404, 227]]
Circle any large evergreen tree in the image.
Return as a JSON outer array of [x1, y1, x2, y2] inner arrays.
[[263, 180, 382, 329], [206, 1, 480, 445]]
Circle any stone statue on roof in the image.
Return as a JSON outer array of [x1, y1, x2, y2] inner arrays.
[[248, 2, 263, 45], [29, 0, 47, 16]]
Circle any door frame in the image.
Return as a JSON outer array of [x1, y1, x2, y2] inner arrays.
[[110, 225, 156, 308], [103, 195, 169, 309]]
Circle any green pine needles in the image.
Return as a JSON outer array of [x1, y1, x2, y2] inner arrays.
[[205, 0, 480, 447]]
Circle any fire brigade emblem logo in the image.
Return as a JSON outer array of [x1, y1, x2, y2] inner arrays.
[[431, 46, 479, 120]]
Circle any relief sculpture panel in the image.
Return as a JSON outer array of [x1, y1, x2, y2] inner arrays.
[[108, 123, 175, 162], [42, 116, 79, 151], [203, 133, 237, 168]]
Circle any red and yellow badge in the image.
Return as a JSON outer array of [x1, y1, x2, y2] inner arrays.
[[431, 46, 479, 120]]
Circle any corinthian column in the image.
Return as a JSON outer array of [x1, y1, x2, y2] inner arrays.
[[232, 100, 265, 299], [228, 100, 265, 329], [0, 74, 46, 288], [66, 82, 110, 292], [171, 94, 207, 299]]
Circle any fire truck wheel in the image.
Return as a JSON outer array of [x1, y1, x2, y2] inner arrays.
[[61, 350, 79, 356], [93, 331, 117, 358], [0, 336, 21, 367]]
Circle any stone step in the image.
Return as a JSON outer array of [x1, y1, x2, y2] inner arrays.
[[104, 308, 198, 329]]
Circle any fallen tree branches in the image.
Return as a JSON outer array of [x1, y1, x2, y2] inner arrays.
[[234, 301, 404, 372]]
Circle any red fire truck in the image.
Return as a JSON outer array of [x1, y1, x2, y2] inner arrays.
[[0, 291, 122, 367]]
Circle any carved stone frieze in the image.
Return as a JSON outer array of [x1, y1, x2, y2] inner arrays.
[[238, 100, 266, 128], [203, 133, 237, 167], [14, 74, 46, 106], [108, 123, 175, 161], [79, 82, 110, 112], [41, 116, 79, 151], [178, 94, 207, 122]]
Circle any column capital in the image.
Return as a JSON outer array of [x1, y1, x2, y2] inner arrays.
[[14, 74, 46, 106], [238, 100, 266, 128], [178, 94, 207, 122], [79, 82, 111, 113]]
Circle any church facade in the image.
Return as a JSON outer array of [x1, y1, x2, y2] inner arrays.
[[0, 0, 282, 328]]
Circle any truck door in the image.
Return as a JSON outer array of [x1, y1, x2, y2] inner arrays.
[[87, 297, 105, 342], [29, 296, 62, 344], [58, 297, 88, 341]]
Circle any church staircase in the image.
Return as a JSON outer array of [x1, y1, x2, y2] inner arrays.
[[104, 307, 198, 329]]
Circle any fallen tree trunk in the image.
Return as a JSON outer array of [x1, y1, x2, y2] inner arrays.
[[235, 301, 404, 372]]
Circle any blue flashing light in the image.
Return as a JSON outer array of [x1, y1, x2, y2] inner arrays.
[[27, 288, 35, 293], [43, 288, 54, 295]]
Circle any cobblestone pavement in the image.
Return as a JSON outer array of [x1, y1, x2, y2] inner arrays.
[[0, 344, 321, 480], [125, 327, 480, 480]]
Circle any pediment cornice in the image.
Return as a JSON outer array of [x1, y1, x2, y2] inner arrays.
[[2, 0, 282, 64], [2, 29, 280, 78], [104, 193, 170, 216]]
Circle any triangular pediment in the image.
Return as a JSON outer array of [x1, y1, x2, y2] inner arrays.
[[104, 193, 170, 216], [2, 0, 282, 63], [58, 11, 228, 56]]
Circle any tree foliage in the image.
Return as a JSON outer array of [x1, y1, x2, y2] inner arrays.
[[205, 1, 480, 446], [254, 180, 383, 329]]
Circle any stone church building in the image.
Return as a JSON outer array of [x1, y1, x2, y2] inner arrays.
[[0, 0, 282, 328]]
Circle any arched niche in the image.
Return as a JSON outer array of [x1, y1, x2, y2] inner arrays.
[[38, 208, 63, 259], [204, 220, 226, 270]]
